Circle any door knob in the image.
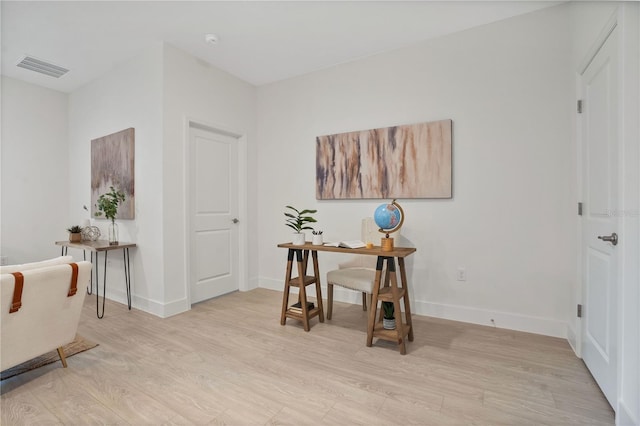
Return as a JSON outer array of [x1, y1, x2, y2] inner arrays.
[[598, 233, 618, 246], [232, 218, 239, 224]]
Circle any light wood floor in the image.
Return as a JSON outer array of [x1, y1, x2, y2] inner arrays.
[[1, 288, 614, 425]]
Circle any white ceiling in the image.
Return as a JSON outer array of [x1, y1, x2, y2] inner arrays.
[[1, 1, 562, 93]]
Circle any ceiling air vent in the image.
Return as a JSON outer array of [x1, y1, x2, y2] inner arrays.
[[16, 56, 69, 78]]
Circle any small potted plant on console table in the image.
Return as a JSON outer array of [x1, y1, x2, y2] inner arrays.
[[67, 225, 83, 242]]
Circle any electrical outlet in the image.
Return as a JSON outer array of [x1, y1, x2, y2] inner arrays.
[[456, 266, 467, 281], [0, 256, 8, 266]]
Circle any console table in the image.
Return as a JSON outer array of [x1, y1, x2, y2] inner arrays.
[[55, 240, 135, 318], [277, 242, 416, 354]]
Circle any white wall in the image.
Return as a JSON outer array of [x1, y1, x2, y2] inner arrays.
[[256, 4, 575, 338], [161, 44, 256, 315], [1, 77, 69, 264], [68, 44, 165, 313]]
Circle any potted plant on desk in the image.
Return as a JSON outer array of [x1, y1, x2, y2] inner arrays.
[[95, 186, 126, 245], [67, 225, 83, 242], [284, 205, 317, 245]]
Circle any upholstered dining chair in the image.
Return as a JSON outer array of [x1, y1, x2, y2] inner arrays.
[[326, 218, 386, 320]]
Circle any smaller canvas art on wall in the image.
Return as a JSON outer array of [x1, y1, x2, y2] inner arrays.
[[91, 128, 135, 219], [316, 119, 452, 199]]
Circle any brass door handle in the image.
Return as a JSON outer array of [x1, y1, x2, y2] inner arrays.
[[598, 233, 618, 246]]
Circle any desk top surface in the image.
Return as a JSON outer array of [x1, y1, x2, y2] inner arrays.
[[277, 242, 416, 258], [55, 240, 136, 252]]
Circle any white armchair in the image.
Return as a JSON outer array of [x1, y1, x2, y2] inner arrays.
[[1, 257, 91, 371]]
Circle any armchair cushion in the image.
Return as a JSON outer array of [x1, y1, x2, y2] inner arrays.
[[327, 267, 376, 293]]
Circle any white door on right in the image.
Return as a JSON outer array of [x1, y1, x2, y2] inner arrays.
[[581, 27, 619, 408]]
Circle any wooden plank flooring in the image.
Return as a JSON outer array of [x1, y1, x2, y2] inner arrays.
[[1, 288, 614, 425]]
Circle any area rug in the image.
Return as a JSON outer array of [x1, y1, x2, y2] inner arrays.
[[0, 335, 98, 380]]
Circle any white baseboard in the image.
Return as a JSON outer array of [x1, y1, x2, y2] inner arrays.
[[157, 297, 190, 318], [102, 286, 189, 318], [566, 322, 578, 355], [260, 277, 287, 292], [617, 400, 638, 426], [246, 276, 261, 291], [259, 277, 568, 338], [411, 300, 567, 338]]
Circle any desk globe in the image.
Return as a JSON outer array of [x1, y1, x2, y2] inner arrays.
[[374, 199, 404, 251]]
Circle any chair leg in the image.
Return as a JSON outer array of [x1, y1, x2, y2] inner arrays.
[[366, 293, 372, 313], [57, 347, 68, 368], [327, 283, 333, 320], [362, 292, 367, 311]]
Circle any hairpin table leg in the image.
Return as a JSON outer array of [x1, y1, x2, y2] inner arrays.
[[87, 252, 94, 295], [123, 248, 132, 310], [95, 251, 107, 319]]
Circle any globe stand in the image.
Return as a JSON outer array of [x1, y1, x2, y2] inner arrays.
[[381, 234, 394, 252], [375, 199, 404, 252]]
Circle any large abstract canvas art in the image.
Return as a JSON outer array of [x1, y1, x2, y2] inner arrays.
[[91, 128, 135, 219], [316, 119, 452, 199]]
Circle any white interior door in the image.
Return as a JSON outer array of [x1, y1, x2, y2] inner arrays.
[[580, 27, 619, 408], [189, 126, 239, 304]]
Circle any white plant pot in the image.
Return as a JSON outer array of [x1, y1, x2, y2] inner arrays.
[[312, 234, 323, 245], [383, 317, 396, 330], [292, 233, 306, 245]]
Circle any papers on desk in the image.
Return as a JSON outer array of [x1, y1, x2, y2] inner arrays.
[[323, 240, 366, 249]]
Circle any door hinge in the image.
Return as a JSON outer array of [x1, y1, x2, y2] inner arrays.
[[578, 202, 583, 216], [577, 304, 583, 318], [577, 100, 583, 114]]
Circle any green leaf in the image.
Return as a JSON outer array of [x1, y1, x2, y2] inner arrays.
[[284, 205, 317, 233], [95, 186, 125, 221]]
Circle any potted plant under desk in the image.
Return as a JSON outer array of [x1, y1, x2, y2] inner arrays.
[[284, 205, 317, 245], [95, 186, 126, 245], [382, 301, 396, 330]]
